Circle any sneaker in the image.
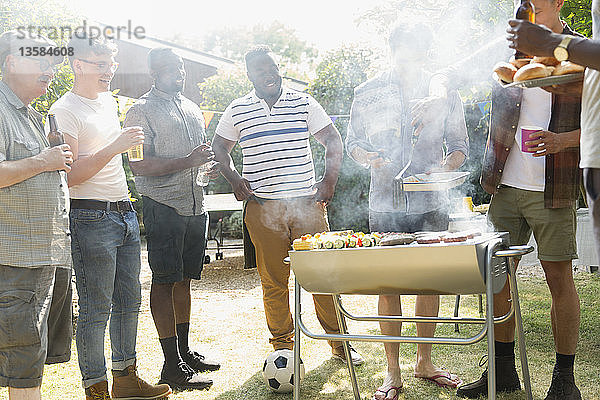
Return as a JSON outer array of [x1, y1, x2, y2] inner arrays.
[[85, 381, 111, 400], [456, 355, 521, 398], [332, 345, 365, 366], [112, 363, 172, 399], [158, 361, 213, 391], [544, 368, 581, 400], [181, 350, 221, 372]]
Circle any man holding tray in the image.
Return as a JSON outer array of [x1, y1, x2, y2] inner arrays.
[[508, 0, 600, 312], [346, 23, 469, 398], [447, 1, 586, 398]]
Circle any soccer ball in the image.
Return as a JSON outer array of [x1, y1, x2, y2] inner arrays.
[[262, 349, 305, 393]]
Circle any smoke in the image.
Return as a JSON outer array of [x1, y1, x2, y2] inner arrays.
[[256, 0, 522, 236]]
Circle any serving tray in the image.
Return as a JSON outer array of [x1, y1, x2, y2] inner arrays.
[[403, 171, 470, 192], [499, 72, 584, 89]]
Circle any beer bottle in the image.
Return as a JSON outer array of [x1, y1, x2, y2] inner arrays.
[[47, 113, 64, 147], [515, 0, 536, 59]]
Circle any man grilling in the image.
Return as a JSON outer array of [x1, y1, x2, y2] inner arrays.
[[346, 23, 469, 399]]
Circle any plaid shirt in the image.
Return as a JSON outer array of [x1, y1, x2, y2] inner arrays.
[[124, 87, 206, 216], [346, 70, 469, 213], [481, 25, 583, 209], [0, 81, 71, 268]]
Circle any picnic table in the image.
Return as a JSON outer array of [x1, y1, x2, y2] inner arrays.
[[204, 193, 256, 268]]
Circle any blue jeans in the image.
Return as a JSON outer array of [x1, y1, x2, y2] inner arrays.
[[70, 209, 142, 388]]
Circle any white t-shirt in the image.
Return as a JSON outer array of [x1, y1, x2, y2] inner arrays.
[[49, 92, 129, 201], [580, 0, 600, 169], [500, 87, 552, 192], [215, 87, 332, 199]]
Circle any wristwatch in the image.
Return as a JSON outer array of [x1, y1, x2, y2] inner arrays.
[[553, 36, 573, 62]]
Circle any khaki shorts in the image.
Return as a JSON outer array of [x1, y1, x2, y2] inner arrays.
[[0, 266, 56, 388], [488, 185, 577, 262]]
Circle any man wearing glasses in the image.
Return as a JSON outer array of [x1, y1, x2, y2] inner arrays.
[[0, 31, 73, 400], [49, 33, 171, 400]]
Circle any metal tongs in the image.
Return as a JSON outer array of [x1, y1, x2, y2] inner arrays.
[[392, 132, 418, 210]]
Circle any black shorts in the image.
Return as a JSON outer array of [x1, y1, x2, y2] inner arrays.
[[369, 209, 449, 233], [142, 196, 208, 284]]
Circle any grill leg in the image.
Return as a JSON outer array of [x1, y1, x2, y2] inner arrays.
[[454, 295, 461, 333], [508, 257, 533, 400], [478, 294, 484, 318], [294, 280, 301, 400], [332, 295, 361, 400], [486, 256, 497, 400]]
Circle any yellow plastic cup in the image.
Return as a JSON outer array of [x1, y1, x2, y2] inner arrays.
[[127, 144, 143, 161], [463, 196, 474, 212]]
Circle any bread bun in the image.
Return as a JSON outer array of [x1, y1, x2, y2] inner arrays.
[[531, 56, 560, 66], [493, 62, 518, 83], [513, 63, 553, 81], [552, 61, 585, 76], [509, 58, 531, 69]]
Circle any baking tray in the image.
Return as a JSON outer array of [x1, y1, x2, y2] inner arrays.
[[289, 233, 509, 295], [403, 171, 469, 192], [498, 72, 583, 89]]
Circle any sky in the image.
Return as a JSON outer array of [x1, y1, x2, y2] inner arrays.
[[71, 0, 387, 53]]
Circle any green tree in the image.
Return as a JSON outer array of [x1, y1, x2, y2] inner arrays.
[[200, 21, 318, 67], [562, 0, 594, 37], [307, 45, 377, 232], [196, 66, 253, 196]]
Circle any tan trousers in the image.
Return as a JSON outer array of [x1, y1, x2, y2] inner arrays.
[[245, 197, 343, 351]]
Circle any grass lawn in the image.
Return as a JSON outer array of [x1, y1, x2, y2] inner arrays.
[[11, 254, 600, 400]]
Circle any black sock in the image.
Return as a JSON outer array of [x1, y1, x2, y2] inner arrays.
[[176, 322, 191, 355], [159, 336, 182, 366], [556, 353, 575, 371], [495, 340, 515, 358]]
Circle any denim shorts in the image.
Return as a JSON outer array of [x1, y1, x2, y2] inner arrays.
[[0, 265, 56, 388], [46, 267, 72, 364], [142, 196, 208, 284]]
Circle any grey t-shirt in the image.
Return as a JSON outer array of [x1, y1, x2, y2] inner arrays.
[[346, 70, 469, 214], [124, 87, 206, 216]]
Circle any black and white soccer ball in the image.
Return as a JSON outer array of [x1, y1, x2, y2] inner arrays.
[[261, 349, 305, 393]]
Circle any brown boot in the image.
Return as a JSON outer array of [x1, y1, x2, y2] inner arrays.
[[112, 363, 172, 399], [85, 381, 111, 400]]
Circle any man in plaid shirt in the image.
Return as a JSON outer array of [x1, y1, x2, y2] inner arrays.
[[0, 31, 73, 400], [452, 2, 584, 399]]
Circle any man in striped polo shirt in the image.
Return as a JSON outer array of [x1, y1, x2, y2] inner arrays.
[[213, 45, 364, 365]]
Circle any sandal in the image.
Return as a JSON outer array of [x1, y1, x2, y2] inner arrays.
[[373, 385, 402, 400], [415, 371, 462, 388]]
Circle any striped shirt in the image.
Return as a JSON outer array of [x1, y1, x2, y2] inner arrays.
[[216, 87, 332, 199]]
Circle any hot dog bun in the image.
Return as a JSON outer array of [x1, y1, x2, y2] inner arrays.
[[509, 58, 531, 69], [552, 61, 585, 76], [493, 62, 518, 83], [513, 63, 553, 81], [531, 56, 560, 66]]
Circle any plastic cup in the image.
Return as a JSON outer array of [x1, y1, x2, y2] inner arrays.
[[463, 196, 474, 212], [521, 126, 543, 153], [127, 144, 143, 161]]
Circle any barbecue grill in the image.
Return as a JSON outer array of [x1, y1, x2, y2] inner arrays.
[[286, 232, 534, 400]]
